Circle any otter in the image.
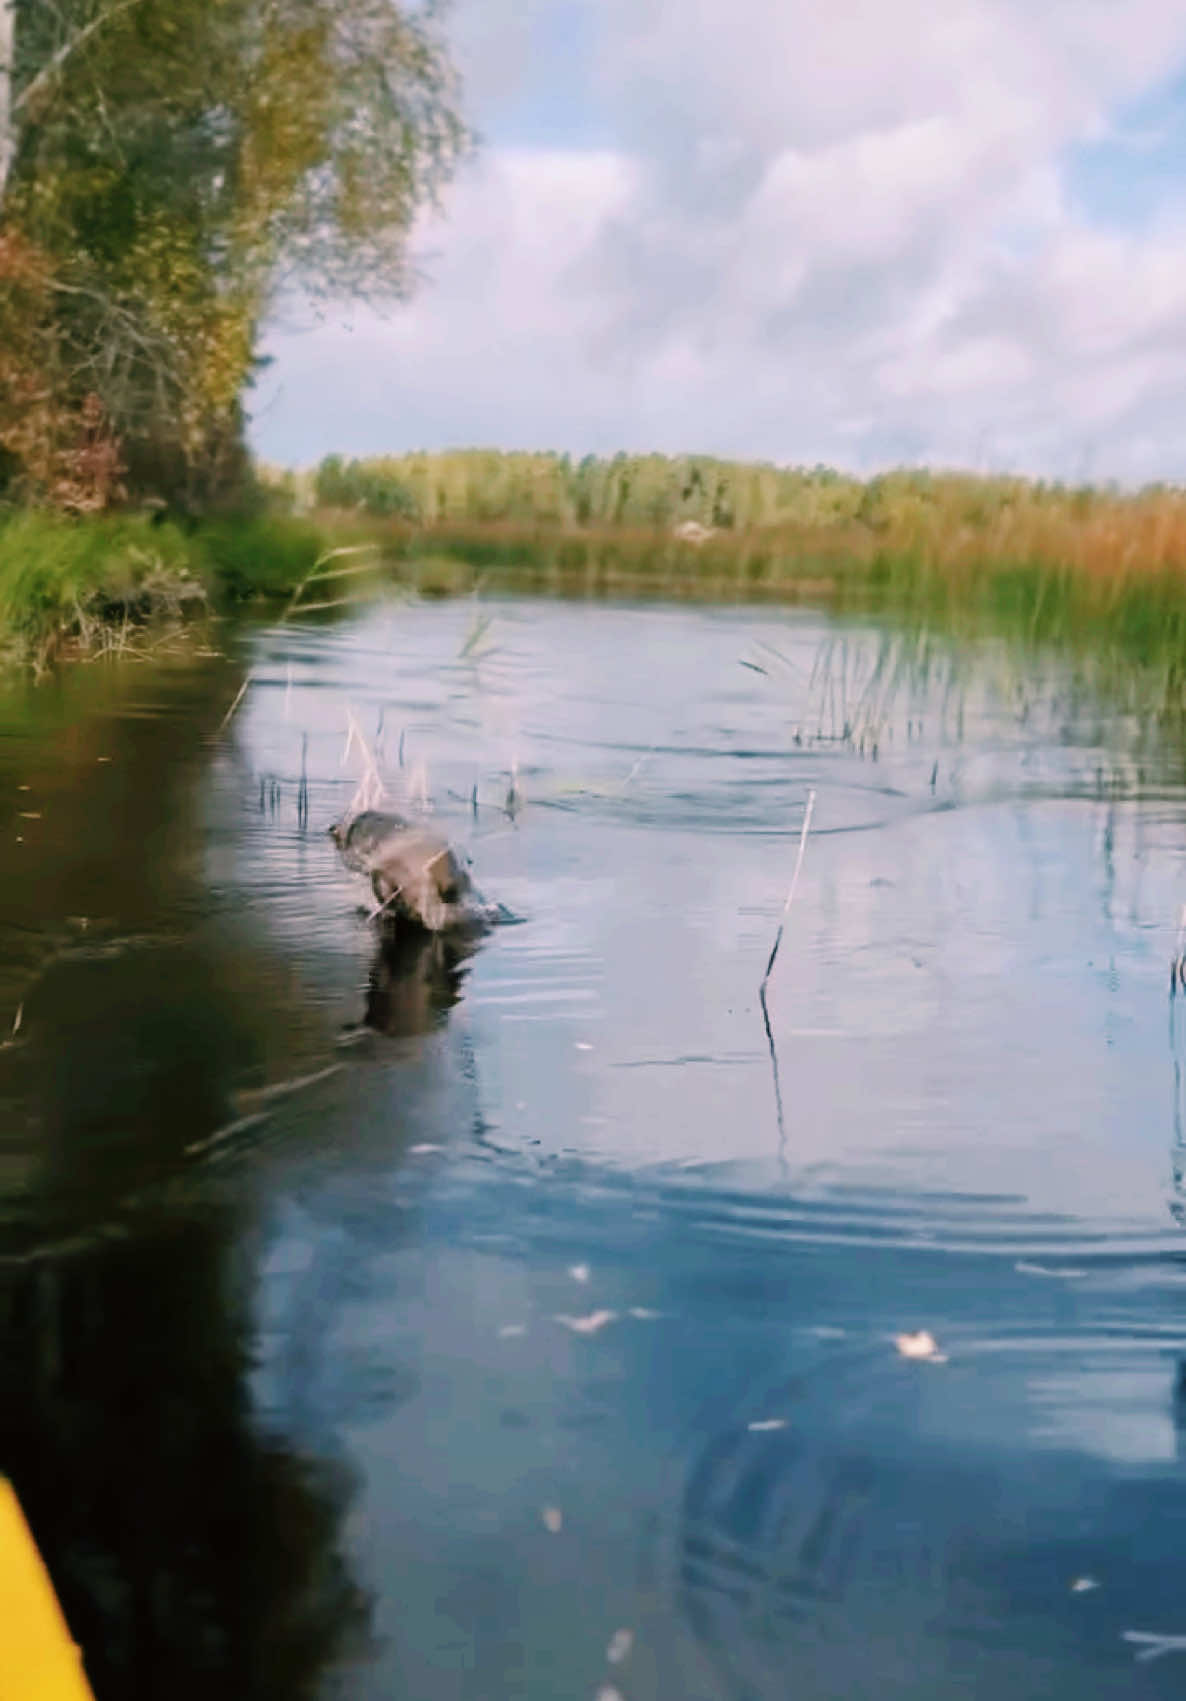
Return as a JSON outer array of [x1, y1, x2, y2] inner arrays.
[[329, 809, 496, 934]]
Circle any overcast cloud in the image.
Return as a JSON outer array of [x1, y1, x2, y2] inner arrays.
[[252, 0, 1186, 483]]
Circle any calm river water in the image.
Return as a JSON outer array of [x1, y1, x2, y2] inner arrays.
[[4, 595, 1186, 1699]]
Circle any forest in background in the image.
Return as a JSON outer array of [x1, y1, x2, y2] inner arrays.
[[4, 5, 1186, 676]]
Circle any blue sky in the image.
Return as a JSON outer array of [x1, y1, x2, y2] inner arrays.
[[252, 0, 1186, 485], [1066, 70, 1186, 230]]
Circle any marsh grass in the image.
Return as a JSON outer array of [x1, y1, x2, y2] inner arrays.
[[191, 514, 330, 599], [309, 496, 1186, 716], [354, 516, 869, 600]]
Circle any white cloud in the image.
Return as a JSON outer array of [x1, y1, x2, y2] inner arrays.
[[253, 0, 1186, 483]]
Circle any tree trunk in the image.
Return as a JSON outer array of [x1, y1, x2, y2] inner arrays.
[[0, 0, 15, 201], [1, 1, 144, 202]]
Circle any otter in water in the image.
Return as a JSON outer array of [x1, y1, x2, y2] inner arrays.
[[329, 809, 495, 934]]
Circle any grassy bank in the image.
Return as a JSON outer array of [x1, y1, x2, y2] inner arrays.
[[0, 510, 332, 667]]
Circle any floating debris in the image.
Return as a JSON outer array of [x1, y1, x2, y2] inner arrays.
[[568, 1263, 591, 1284], [542, 1506, 563, 1534], [232, 1063, 342, 1111], [628, 1307, 662, 1321], [894, 1330, 946, 1362], [605, 1629, 634, 1666], [595, 1687, 624, 1701], [408, 1143, 443, 1155], [555, 1310, 616, 1335], [575, 1041, 594, 1052], [498, 1324, 527, 1339], [185, 1111, 271, 1157], [1071, 1577, 1100, 1593], [1015, 1261, 1086, 1279], [747, 1418, 788, 1433], [1, 1003, 24, 1051], [1123, 1630, 1186, 1663]]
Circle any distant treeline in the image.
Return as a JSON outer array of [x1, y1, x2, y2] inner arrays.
[[305, 450, 866, 529], [288, 452, 1186, 574]]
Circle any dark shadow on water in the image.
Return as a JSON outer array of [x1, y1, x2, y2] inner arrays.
[[0, 1216, 374, 1700], [0, 649, 387, 1699]]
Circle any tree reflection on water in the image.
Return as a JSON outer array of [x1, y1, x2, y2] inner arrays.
[[0, 1213, 373, 1700]]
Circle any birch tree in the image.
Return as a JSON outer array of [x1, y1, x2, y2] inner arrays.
[[0, 0, 14, 199], [1, 0, 468, 505]]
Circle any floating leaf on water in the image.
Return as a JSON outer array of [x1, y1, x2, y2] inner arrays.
[[894, 1330, 946, 1361], [747, 1418, 788, 1432], [555, 1310, 616, 1335], [606, 1629, 634, 1665], [542, 1506, 563, 1534], [568, 1263, 591, 1283]]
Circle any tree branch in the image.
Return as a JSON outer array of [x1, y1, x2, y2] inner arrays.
[[13, 0, 141, 119]]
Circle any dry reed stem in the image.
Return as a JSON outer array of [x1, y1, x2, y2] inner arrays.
[[760, 788, 817, 996], [222, 543, 383, 733]]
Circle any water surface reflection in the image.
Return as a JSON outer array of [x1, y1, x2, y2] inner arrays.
[[4, 601, 1186, 1697]]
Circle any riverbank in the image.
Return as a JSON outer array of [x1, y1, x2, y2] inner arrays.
[[7, 455, 1186, 686], [0, 510, 329, 669]]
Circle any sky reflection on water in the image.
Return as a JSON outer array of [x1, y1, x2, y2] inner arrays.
[[5, 599, 1186, 1697]]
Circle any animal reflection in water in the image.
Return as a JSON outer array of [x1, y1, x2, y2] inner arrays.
[[360, 928, 478, 1039]]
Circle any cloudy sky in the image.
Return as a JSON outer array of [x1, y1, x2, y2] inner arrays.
[[252, 0, 1186, 484]]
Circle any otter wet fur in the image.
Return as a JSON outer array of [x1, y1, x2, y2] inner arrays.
[[329, 809, 495, 934]]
